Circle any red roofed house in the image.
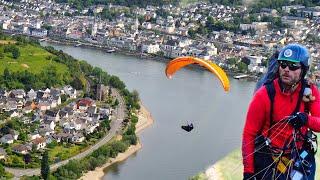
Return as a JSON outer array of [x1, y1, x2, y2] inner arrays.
[[77, 98, 95, 112]]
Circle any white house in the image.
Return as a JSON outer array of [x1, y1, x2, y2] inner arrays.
[[29, 132, 41, 140], [43, 120, 56, 130], [32, 137, 46, 150], [71, 133, 85, 143], [141, 43, 160, 54]]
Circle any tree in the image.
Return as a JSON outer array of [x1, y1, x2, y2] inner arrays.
[[18, 131, 28, 142], [41, 151, 50, 180], [0, 51, 4, 59], [237, 62, 248, 73], [188, 28, 196, 38], [290, 8, 298, 16], [113, 99, 119, 107], [3, 67, 10, 81], [0, 164, 5, 176], [60, 94, 68, 103], [70, 76, 84, 90], [227, 58, 238, 65], [12, 47, 20, 59], [24, 154, 32, 164], [132, 90, 140, 103]]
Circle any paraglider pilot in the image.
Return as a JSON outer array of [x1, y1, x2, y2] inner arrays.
[[181, 122, 193, 132], [242, 44, 320, 180]]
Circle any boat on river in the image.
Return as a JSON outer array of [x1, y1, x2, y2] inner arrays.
[[106, 48, 116, 53]]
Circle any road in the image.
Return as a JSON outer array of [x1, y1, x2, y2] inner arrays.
[[6, 88, 126, 178]]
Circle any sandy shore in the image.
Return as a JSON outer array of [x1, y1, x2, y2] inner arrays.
[[81, 103, 154, 180]]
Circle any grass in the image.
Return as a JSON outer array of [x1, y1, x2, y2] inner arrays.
[[48, 144, 87, 163], [0, 44, 69, 76], [214, 149, 242, 180], [0, 40, 16, 45]]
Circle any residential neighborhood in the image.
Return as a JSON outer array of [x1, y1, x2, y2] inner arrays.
[[0, 85, 114, 166], [1, 0, 320, 78]]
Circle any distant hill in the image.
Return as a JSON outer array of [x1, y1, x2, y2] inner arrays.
[[0, 38, 74, 90], [208, 0, 320, 10], [0, 42, 69, 76]]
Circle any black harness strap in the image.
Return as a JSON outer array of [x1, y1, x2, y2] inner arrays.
[[265, 80, 307, 138], [265, 82, 275, 138]]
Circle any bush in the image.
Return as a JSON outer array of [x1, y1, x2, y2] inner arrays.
[[123, 134, 138, 145]]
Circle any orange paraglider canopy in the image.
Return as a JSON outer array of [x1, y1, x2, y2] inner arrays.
[[165, 56, 230, 91]]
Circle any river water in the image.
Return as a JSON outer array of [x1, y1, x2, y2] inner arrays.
[[41, 42, 256, 180]]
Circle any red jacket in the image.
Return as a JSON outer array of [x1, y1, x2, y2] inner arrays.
[[242, 79, 320, 173]]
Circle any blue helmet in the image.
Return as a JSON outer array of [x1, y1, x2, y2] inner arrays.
[[277, 44, 310, 68]]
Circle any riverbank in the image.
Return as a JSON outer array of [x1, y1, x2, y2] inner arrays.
[[80, 103, 154, 180], [42, 38, 260, 82], [44, 38, 171, 63]]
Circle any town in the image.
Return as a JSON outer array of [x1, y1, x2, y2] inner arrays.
[[1, 0, 320, 80], [0, 84, 117, 168]]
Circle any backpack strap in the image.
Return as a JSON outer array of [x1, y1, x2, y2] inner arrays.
[[265, 82, 275, 138], [304, 80, 311, 114], [294, 79, 307, 114]]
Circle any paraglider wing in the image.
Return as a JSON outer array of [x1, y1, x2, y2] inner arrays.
[[165, 56, 230, 91]]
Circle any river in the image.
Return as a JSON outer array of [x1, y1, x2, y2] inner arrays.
[[41, 42, 256, 180]]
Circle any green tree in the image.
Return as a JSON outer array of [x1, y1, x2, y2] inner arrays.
[[132, 90, 140, 102], [0, 51, 4, 59], [227, 58, 238, 65], [109, 75, 125, 90], [237, 62, 248, 73], [113, 99, 119, 107], [101, 119, 110, 130], [0, 163, 5, 176], [290, 8, 298, 16], [60, 94, 68, 103], [41, 151, 50, 180], [12, 47, 20, 59], [18, 131, 28, 142], [70, 76, 85, 90], [188, 28, 196, 38], [123, 134, 137, 145], [3, 67, 10, 81]]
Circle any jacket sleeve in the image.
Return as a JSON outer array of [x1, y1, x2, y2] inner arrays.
[[242, 88, 268, 173], [307, 85, 320, 132]]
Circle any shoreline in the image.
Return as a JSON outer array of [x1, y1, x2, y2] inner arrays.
[[80, 103, 154, 180], [42, 38, 259, 81]]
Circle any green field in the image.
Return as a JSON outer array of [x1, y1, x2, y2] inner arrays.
[[0, 44, 69, 75], [48, 144, 87, 163]]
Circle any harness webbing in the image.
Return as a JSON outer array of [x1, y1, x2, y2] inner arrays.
[[264, 79, 308, 138]]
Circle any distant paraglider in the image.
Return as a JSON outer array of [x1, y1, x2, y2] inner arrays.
[[165, 56, 230, 132], [165, 56, 230, 92], [181, 123, 194, 132]]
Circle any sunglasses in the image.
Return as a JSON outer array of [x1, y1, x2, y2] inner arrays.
[[278, 60, 301, 71]]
